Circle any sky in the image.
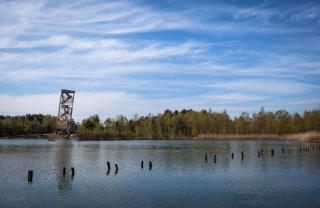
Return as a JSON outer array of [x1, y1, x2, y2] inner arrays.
[[0, 0, 319, 121]]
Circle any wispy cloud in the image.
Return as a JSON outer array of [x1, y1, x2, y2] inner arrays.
[[1, 91, 318, 121], [0, 35, 205, 62], [0, 91, 265, 120], [207, 79, 319, 94], [0, 0, 319, 119], [0, 0, 318, 38]]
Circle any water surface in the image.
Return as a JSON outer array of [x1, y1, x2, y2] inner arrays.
[[0, 139, 319, 208]]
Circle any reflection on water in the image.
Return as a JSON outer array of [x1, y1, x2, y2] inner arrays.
[[55, 141, 73, 195], [0, 139, 320, 208]]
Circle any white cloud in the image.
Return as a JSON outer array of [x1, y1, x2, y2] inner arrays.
[[0, 0, 319, 119], [0, 91, 266, 121], [0, 0, 317, 40], [0, 36, 204, 66], [1, 91, 318, 121], [208, 79, 319, 94]]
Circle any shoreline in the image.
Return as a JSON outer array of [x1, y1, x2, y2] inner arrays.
[[194, 132, 320, 142], [1, 132, 320, 142]]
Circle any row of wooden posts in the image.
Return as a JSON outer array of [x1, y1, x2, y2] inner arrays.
[[205, 145, 320, 163], [27, 160, 153, 182], [27, 145, 320, 182], [205, 150, 246, 163], [28, 167, 75, 182]]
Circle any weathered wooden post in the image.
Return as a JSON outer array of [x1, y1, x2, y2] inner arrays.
[[107, 161, 111, 170], [71, 167, 75, 176], [214, 155, 216, 164], [63, 167, 66, 176], [231, 153, 234, 159], [299, 147, 302, 152], [205, 154, 208, 163], [141, 161, 144, 169], [115, 164, 118, 174], [28, 170, 33, 182], [241, 151, 244, 160], [271, 149, 274, 156], [149, 161, 152, 170]]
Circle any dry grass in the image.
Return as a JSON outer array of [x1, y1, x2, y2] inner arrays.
[[195, 131, 320, 141]]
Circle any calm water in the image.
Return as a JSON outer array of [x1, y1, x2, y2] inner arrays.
[[0, 139, 320, 208]]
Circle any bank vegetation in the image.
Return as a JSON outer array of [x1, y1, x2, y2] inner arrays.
[[1, 108, 319, 141]]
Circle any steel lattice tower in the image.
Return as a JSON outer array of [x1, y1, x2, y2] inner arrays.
[[57, 89, 75, 137]]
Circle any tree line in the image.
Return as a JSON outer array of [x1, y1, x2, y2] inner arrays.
[[76, 108, 320, 140], [0, 114, 57, 137], [0, 108, 319, 139]]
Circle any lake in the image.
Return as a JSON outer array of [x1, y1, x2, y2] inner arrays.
[[0, 139, 319, 208]]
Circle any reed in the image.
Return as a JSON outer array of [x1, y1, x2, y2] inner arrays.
[[195, 132, 320, 141]]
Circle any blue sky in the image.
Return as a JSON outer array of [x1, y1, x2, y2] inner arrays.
[[0, 0, 319, 121]]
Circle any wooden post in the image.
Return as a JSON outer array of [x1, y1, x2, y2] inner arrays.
[[28, 170, 33, 182], [299, 147, 301, 152], [107, 161, 111, 170], [205, 154, 208, 163], [63, 167, 66, 176], [271, 149, 274, 156], [149, 161, 152, 170], [241, 151, 244, 160], [141, 161, 144, 169], [115, 164, 118, 174], [282, 148, 284, 153], [231, 153, 234, 159], [71, 167, 75, 176], [214, 155, 216, 164]]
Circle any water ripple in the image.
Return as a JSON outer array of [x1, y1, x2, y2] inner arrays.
[[0, 139, 320, 208]]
